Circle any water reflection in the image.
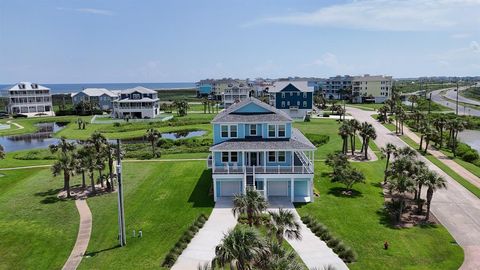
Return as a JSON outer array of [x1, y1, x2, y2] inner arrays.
[[0, 122, 69, 152]]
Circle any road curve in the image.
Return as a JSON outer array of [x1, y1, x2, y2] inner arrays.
[[430, 87, 480, 116], [348, 106, 480, 270]]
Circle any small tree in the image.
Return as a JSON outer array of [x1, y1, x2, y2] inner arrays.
[[232, 188, 268, 227], [331, 165, 365, 191], [424, 171, 447, 221], [49, 138, 76, 198], [381, 143, 397, 183], [145, 128, 161, 157], [0, 144, 4, 160], [359, 122, 377, 160], [267, 209, 301, 244]]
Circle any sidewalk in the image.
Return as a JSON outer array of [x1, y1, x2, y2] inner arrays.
[[402, 126, 480, 189]]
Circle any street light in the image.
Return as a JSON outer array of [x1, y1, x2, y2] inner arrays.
[[455, 81, 459, 115]]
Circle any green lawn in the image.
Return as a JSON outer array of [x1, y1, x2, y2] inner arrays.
[[347, 103, 384, 111], [296, 161, 463, 270], [0, 168, 79, 270], [78, 161, 214, 269], [0, 149, 56, 168], [0, 115, 92, 136], [460, 87, 480, 102]]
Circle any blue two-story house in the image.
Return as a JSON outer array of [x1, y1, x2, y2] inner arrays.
[[269, 81, 313, 119], [207, 97, 316, 203]]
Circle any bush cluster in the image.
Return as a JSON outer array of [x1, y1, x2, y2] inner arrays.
[[13, 150, 56, 160], [305, 134, 330, 147], [162, 213, 208, 268], [456, 142, 480, 163], [237, 213, 271, 225], [301, 215, 357, 263], [123, 137, 212, 159], [99, 117, 211, 134]]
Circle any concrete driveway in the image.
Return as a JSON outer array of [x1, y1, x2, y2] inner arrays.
[[347, 107, 480, 270], [171, 198, 237, 270], [268, 197, 349, 270]]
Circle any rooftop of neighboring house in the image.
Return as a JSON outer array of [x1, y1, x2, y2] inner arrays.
[[7, 82, 50, 91], [121, 86, 157, 95], [71, 88, 118, 98], [270, 81, 313, 93], [353, 74, 393, 81], [212, 97, 292, 123]]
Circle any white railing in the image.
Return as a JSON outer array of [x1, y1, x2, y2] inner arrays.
[[212, 165, 313, 174]]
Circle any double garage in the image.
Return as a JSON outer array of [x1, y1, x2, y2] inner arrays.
[[214, 177, 310, 202]]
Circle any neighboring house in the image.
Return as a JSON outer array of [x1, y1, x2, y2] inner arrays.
[[7, 82, 54, 117], [321, 75, 354, 100], [207, 97, 316, 203], [71, 88, 118, 110], [269, 81, 313, 119], [352, 74, 393, 103], [222, 79, 254, 108], [112, 86, 160, 119]]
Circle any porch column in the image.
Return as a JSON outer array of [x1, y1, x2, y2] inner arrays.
[[291, 151, 294, 172], [310, 178, 314, 202], [290, 178, 294, 202], [242, 151, 246, 171], [213, 178, 217, 202], [264, 179, 268, 201], [264, 150, 267, 173]]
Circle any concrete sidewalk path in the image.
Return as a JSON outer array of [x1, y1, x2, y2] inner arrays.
[[347, 107, 480, 270], [62, 199, 92, 270], [172, 198, 237, 270], [268, 198, 349, 270]]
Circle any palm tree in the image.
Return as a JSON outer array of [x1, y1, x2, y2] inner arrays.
[[408, 95, 418, 112], [387, 156, 416, 222], [422, 125, 435, 154], [213, 226, 269, 270], [347, 119, 360, 155], [232, 188, 268, 227], [74, 146, 89, 188], [255, 241, 303, 270], [88, 131, 108, 188], [338, 123, 349, 154], [381, 143, 397, 183], [449, 118, 465, 157], [0, 144, 5, 160], [424, 171, 447, 221], [145, 128, 161, 157], [267, 209, 301, 244], [359, 122, 377, 159], [51, 153, 77, 198], [432, 116, 447, 148], [104, 143, 124, 192], [377, 105, 389, 123], [82, 142, 98, 194]]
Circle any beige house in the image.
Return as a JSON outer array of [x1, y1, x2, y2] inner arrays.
[[352, 75, 392, 103]]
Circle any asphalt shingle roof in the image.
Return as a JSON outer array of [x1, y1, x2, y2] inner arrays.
[[212, 97, 292, 123], [209, 128, 315, 151]]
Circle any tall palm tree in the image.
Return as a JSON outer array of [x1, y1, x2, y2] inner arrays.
[[449, 118, 465, 157], [422, 125, 435, 154], [213, 226, 269, 270], [145, 128, 161, 157], [338, 123, 350, 154], [267, 209, 301, 244], [387, 156, 416, 222], [0, 144, 5, 160], [104, 143, 124, 192], [255, 241, 303, 270], [381, 143, 397, 183], [432, 116, 447, 148], [424, 171, 447, 221], [377, 105, 389, 123], [232, 188, 268, 227], [74, 147, 88, 188], [359, 122, 377, 159], [408, 95, 418, 112], [82, 142, 98, 194], [88, 131, 108, 188], [51, 153, 77, 198], [347, 119, 360, 155]]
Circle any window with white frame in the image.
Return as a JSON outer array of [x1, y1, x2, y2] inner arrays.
[[230, 152, 238, 162], [303, 92, 307, 98], [287, 101, 290, 106], [230, 125, 237, 137], [297, 92, 300, 96], [278, 151, 286, 162], [281, 92, 285, 98], [222, 152, 229, 162], [221, 125, 228, 137], [290, 92, 293, 96], [281, 101, 285, 108], [297, 101, 300, 106], [268, 151, 276, 162], [250, 124, 257, 136], [303, 101, 307, 107], [278, 125, 286, 137], [268, 125, 276, 137]]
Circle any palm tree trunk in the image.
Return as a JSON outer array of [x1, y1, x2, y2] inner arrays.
[[424, 140, 429, 154], [425, 188, 433, 221], [364, 138, 369, 159], [384, 156, 390, 183], [419, 136, 423, 151], [66, 173, 71, 198], [82, 171, 86, 188], [90, 171, 96, 194], [350, 135, 355, 155], [98, 169, 104, 188], [440, 128, 443, 148]]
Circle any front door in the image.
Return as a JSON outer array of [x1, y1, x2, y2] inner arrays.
[[247, 152, 258, 166]]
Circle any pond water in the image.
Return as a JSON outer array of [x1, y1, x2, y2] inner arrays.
[[458, 130, 480, 153], [0, 122, 69, 152], [0, 127, 207, 153]]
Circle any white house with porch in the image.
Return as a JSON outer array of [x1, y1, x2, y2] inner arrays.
[[207, 97, 316, 203], [112, 86, 159, 119]]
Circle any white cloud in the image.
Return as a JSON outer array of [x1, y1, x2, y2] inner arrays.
[[307, 53, 354, 73], [471, 41, 480, 53], [253, 0, 480, 31], [57, 7, 114, 16]]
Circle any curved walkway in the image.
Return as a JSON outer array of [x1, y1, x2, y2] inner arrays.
[[268, 198, 348, 270], [347, 107, 480, 270], [62, 199, 92, 270]]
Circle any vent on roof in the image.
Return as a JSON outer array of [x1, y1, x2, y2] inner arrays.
[[31, 83, 38, 89]]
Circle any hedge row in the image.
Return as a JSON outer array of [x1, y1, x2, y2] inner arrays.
[[301, 215, 357, 263], [161, 213, 209, 268]]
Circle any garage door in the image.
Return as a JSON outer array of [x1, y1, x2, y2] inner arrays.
[[220, 181, 241, 197], [267, 181, 289, 197]]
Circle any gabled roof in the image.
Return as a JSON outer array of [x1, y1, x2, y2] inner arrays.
[[121, 86, 157, 94], [212, 97, 292, 123], [72, 88, 118, 98], [270, 81, 312, 93], [8, 82, 50, 91], [209, 128, 316, 151]]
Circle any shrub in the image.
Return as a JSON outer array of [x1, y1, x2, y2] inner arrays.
[[339, 248, 357, 263], [327, 237, 340, 248], [320, 231, 332, 242], [113, 122, 121, 127], [462, 150, 479, 162], [301, 215, 312, 225], [333, 242, 347, 254], [305, 134, 330, 147], [162, 252, 178, 267], [323, 112, 330, 117]]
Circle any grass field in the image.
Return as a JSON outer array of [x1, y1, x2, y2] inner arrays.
[[460, 87, 480, 102], [78, 161, 214, 269], [0, 115, 92, 136], [296, 161, 463, 270], [0, 168, 79, 270]]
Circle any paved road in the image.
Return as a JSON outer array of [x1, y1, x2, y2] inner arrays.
[[172, 198, 237, 270], [347, 107, 480, 270], [430, 87, 480, 116], [268, 198, 348, 270]]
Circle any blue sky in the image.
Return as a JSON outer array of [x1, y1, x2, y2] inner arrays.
[[0, 0, 479, 83]]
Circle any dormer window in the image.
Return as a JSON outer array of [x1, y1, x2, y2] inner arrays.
[[250, 124, 257, 136], [303, 92, 307, 98], [278, 125, 286, 137], [230, 125, 237, 137], [281, 93, 285, 98], [268, 125, 276, 137], [221, 125, 229, 137], [31, 83, 38, 89], [19, 84, 25, 89]]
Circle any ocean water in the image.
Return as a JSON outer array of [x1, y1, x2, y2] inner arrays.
[[0, 82, 196, 94]]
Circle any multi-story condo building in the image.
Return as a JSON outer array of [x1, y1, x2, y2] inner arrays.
[[196, 79, 215, 98], [222, 79, 254, 108], [7, 82, 54, 117], [71, 88, 118, 111], [352, 75, 393, 103], [269, 81, 313, 118], [320, 75, 354, 100], [112, 86, 159, 119], [207, 97, 316, 203]]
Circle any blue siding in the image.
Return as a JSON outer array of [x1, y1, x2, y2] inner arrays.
[[199, 84, 213, 94], [234, 102, 271, 113], [275, 92, 312, 110], [294, 180, 309, 197]]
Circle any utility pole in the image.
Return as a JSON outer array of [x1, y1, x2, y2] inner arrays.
[[116, 139, 126, 246], [455, 81, 459, 115], [428, 93, 432, 115]]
